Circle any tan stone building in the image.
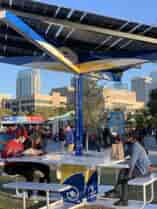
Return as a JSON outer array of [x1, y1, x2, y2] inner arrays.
[[103, 88, 144, 112], [0, 94, 12, 109], [50, 86, 75, 105], [8, 93, 67, 113]]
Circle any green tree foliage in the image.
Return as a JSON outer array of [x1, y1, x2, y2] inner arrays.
[[148, 89, 157, 115], [126, 108, 152, 128], [0, 108, 13, 118], [83, 78, 104, 130], [15, 111, 27, 116], [32, 106, 69, 120]]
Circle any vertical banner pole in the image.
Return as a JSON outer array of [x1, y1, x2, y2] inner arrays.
[[75, 74, 83, 156]]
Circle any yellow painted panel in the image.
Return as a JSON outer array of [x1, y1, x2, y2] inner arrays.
[[29, 59, 120, 74], [78, 60, 116, 73], [37, 40, 81, 74], [58, 164, 95, 183], [41, 60, 117, 74]]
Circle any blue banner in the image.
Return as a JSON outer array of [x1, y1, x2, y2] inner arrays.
[[107, 111, 125, 136], [61, 171, 98, 203]]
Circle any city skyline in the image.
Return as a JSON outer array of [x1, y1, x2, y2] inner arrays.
[[1, 0, 157, 96], [0, 64, 157, 97]]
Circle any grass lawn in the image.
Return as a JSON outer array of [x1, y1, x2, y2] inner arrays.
[[75, 206, 113, 209]]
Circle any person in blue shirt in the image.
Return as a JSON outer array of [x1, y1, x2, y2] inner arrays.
[[104, 132, 152, 206], [64, 124, 74, 152]]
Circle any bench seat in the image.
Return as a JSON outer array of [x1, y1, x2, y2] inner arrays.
[[3, 182, 71, 209], [39, 202, 83, 209], [128, 173, 157, 186], [51, 203, 83, 209], [3, 182, 71, 192], [98, 185, 113, 196], [95, 198, 157, 209], [128, 173, 157, 208]]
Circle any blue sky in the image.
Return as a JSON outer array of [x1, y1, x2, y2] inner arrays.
[[1, 0, 157, 96]]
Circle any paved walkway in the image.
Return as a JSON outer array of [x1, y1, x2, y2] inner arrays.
[[144, 136, 157, 150], [45, 140, 63, 153]]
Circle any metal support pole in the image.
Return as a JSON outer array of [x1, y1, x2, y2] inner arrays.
[[22, 191, 26, 209], [15, 175, 20, 197], [46, 190, 50, 209], [97, 167, 101, 185], [75, 74, 84, 156], [85, 132, 89, 152], [143, 185, 146, 205]]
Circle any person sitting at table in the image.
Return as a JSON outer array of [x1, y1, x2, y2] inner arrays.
[[19, 125, 28, 143], [1, 129, 24, 158], [23, 125, 43, 150], [104, 132, 153, 206], [3, 130, 50, 196]]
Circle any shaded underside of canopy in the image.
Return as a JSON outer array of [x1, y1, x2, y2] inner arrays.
[[0, 0, 157, 74]]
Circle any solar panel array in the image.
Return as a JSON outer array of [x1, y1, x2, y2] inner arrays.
[[0, 0, 157, 58]]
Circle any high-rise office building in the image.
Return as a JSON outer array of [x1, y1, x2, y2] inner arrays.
[[131, 77, 152, 104], [16, 69, 40, 98], [12, 69, 67, 113], [149, 72, 157, 94], [150, 71, 157, 82]]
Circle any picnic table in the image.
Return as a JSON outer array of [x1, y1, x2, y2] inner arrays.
[[1, 149, 128, 185], [3, 182, 71, 209], [0, 149, 129, 208], [2, 149, 127, 168]]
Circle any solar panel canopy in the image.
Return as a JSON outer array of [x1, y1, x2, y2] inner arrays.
[[0, 0, 157, 74]]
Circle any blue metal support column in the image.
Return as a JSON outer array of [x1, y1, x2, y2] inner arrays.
[[75, 74, 84, 156]]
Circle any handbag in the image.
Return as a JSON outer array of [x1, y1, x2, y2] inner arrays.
[[111, 143, 124, 161]]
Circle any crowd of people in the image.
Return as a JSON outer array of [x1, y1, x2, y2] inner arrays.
[[87, 126, 153, 152], [0, 123, 76, 157], [1, 123, 151, 158], [0, 125, 50, 157], [0, 123, 154, 204]]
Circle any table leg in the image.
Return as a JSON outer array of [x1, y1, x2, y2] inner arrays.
[[143, 185, 146, 205], [23, 190, 26, 209], [15, 175, 19, 196], [115, 169, 119, 183], [46, 190, 50, 209], [97, 167, 101, 185]]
